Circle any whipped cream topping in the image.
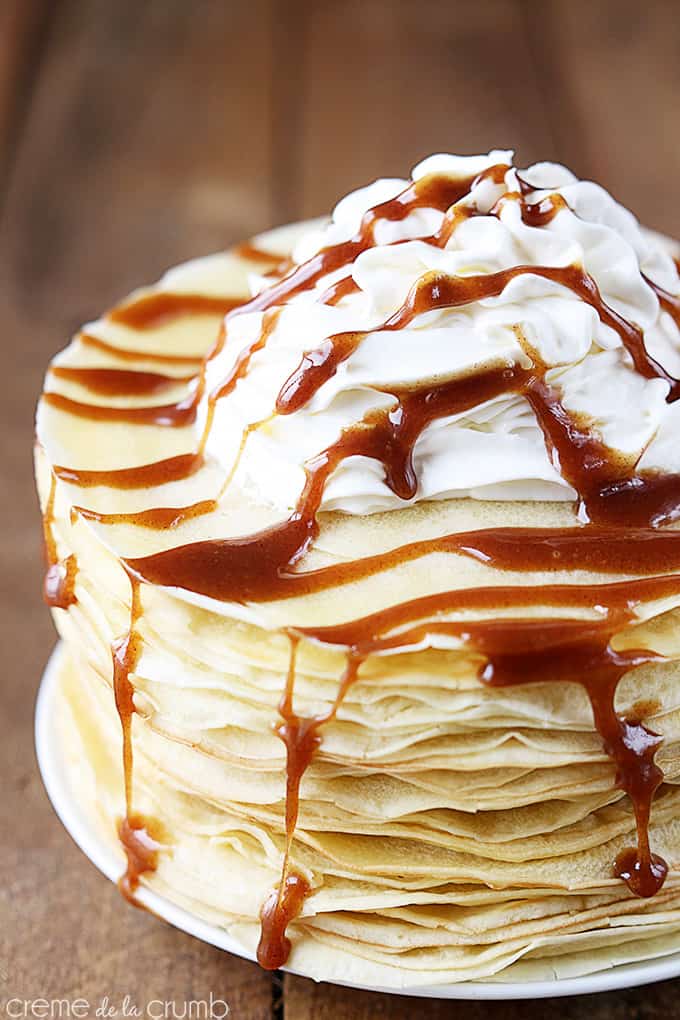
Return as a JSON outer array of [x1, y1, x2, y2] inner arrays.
[[202, 151, 680, 515]]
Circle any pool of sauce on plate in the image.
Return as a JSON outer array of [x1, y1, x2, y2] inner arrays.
[[42, 167, 680, 966]]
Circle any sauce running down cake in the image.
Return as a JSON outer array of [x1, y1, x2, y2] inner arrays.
[[36, 151, 680, 986]]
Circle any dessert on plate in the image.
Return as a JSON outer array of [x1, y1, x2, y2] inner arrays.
[[36, 150, 680, 986]]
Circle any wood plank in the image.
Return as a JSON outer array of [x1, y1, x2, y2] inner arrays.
[[284, 972, 677, 1018], [530, 0, 680, 237], [282, 0, 555, 222], [0, 849, 270, 1018], [0, 0, 56, 201], [0, 0, 276, 323]]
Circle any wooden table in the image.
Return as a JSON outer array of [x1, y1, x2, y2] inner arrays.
[[1, 1, 679, 1016]]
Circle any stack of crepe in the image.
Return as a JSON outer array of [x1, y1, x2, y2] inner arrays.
[[36, 224, 680, 989]]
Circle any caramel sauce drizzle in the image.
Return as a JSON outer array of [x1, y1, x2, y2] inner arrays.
[[76, 499, 217, 530], [298, 609, 667, 898], [79, 332, 203, 367], [128, 534, 680, 605], [202, 169, 504, 372], [41, 458, 163, 897], [645, 274, 680, 333], [43, 167, 680, 963], [216, 167, 510, 329], [209, 310, 281, 405], [258, 871, 310, 970], [525, 377, 680, 526], [513, 191, 568, 227], [258, 639, 362, 969], [232, 241, 290, 272], [257, 637, 313, 968], [127, 363, 530, 597], [53, 453, 204, 490], [317, 274, 361, 306], [42, 389, 200, 428], [108, 292, 244, 330], [44, 554, 77, 610], [123, 180, 680, 957], [64, 291, 247, 428], [116, 814, 162, 905], [111, 577, 162, 903], [42, 473, 77, 610], [276, 263, 679, 417], [49, 365, 196, 396]]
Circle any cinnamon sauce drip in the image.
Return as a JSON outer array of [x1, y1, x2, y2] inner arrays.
[[42, 473, 77, 610], [49, 365, 196, 396], [108, 292, 244, 330], [112, 577, 162, 903]]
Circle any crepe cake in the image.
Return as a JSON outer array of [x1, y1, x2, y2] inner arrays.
[[35, 151, 680, 986]]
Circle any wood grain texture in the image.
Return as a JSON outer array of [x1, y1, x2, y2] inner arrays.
[[284, 973, 678, 1019], [285, 0, 555, 221], [0, 850, 270, 1018], [2, 0, 680, 1016], [0, 0, 276, 322], [0, 0, 56, 205], [526, 0, 680, 237]]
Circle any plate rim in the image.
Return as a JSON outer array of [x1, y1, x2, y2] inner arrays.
[[35, 642, 680, 1000]]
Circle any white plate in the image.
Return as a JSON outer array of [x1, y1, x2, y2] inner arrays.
[[35, 643, 680, 999]]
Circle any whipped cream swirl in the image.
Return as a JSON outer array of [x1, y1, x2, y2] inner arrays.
[[202, 151, 680, 514]]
